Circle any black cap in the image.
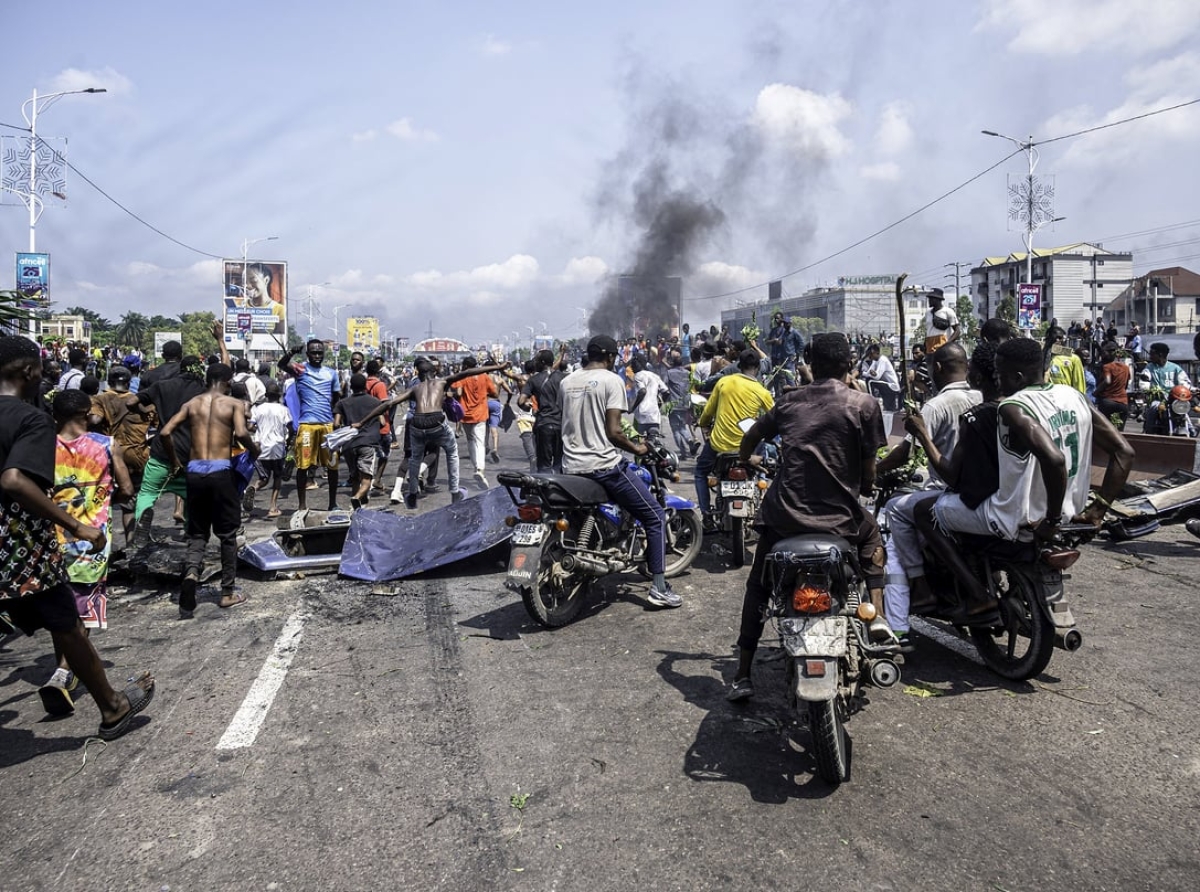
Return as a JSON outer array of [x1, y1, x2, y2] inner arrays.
[[587, 335, 620, 358], [927, 287, 945, 302]]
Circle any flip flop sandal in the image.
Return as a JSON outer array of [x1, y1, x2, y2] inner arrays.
[[97, 673, 155, 741], [219, 593, 249, 609], [39, 682, 75, 717]]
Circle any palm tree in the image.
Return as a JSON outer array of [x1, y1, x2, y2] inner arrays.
[[115, 311, 150, 352], [0, 290, 36, 335]]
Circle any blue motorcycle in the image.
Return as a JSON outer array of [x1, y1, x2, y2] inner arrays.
[[498, 444, 702, 627]]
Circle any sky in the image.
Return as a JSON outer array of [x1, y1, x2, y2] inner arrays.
[[2, 0, 1199, 349]]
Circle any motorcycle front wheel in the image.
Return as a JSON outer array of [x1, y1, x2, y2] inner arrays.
[[969, 565, 1054, 681], [521, 537, 589, 628], [663, 507, 704, 578], [808, 699, 850, 785]]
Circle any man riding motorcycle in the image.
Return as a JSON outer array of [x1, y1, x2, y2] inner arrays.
[[913, 338, 1134, 620], [693, 349, 774, 533], [559, 334, 680, 609], [726, 333, 890, 701], [1139, 342, 1192, 435]]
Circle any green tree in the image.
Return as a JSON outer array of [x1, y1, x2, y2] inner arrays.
[[64, 305, 114, 331], [178, 311, 221, 358], [955, 293, 980, 342], [0, 290, 36, 330], [790, 316, 826, 339], [147, 314, 181, 332], [997, 292, 1017, 329], [115, 311, 150, 352]]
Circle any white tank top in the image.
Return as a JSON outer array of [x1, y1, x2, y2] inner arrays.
[[983, 384, 1093, 540]]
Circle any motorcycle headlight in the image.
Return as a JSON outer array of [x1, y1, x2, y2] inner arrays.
[[1171, 399, 1191, 415]]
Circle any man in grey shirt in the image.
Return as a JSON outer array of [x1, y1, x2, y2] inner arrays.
[[875, 342, 981, 643], [559, 335, 680, 609]]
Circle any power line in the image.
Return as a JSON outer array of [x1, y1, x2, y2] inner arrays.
[[686, 97, 1200, 306], [0, 120, 224, 258]]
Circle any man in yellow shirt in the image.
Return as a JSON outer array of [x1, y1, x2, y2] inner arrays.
[[695, 349, 774, 532]]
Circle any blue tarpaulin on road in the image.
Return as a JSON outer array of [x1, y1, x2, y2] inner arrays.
[[338, 487, 514, 581]]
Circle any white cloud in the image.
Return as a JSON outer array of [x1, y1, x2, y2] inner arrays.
[[481, 35, 512, 56], [386, 117, 438, 142], [752, 84, 852, 160], [875, 101, 913, 155], [692, 261, 766, 293], [860, 161, 901, 182], [977, 0, 1200, 55], [560, 255, 609, 285], [406, 254, 540, 291], [48, 66, 132, 95], [352, 129, 377, 142], [1043, 51, 1200, 166]]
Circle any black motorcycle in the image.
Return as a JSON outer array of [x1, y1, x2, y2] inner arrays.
[[498, 445, 702, 627]]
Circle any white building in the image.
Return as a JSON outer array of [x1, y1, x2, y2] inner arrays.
[[969, 243, 1132, 327], [720, 276, 928, 341]]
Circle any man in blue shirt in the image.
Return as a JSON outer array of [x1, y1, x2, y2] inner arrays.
[[279, 339, 339, 511], [766, 312, 804, 370], [1139, 341, 1193, 435]]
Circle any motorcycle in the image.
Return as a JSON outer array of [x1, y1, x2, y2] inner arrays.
[[498, 444, 703, 628], [1147, 384, 1199, 436], [874, 476, 1090, 681], [763, 532, 903, 785], [705, 434, 776, 568]]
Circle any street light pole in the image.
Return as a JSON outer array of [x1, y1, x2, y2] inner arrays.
[[21, 86, 106, 252]]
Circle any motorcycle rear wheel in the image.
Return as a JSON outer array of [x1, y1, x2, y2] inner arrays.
[[808, 699, 850, 785], [969, 566, 1054, 681], [521, 539, 589, 628]]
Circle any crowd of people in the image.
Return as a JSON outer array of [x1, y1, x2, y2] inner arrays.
[[0, 292, 1148, 736]]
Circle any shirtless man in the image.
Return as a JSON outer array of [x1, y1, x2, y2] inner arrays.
[[356, 357, 509, 509], [160, 363, 259, 617]]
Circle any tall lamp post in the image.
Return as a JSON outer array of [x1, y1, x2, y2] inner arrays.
[[330, 302, 350, 369], [981, 131, 1066, 287], [21, 86, 107, 253]]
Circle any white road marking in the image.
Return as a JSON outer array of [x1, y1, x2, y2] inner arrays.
[[217, 608, 309, 749], [910, 616, 983, 665]]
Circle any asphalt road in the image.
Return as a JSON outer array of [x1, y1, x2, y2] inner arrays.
[[2, 428, 1199, 892]]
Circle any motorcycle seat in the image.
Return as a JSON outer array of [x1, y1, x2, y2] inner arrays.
[[523, 473, 610, 507], [768, 534, 852, 560], [958, 533, 1039, 562]]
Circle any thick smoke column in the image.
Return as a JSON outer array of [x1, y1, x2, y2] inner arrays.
[[589, 161, 724, 337]]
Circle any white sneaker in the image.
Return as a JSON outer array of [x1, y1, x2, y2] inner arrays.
[[473, 472, 489, 490], [647, 583, 682, 609]]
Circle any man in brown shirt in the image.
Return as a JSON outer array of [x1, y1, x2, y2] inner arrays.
[[727, 333, 889, 701]]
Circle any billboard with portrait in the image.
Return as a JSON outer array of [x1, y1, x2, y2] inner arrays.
[[1017, 283, 1042, 330], [15, 252, 49, 307], [222, 259, 287, 350]]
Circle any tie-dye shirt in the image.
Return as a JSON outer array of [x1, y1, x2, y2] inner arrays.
[[53, 432, 114, 585]]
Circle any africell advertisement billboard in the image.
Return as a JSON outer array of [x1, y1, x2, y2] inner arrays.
[[16, 252, 49, 307], [222, 259, 287, 352]]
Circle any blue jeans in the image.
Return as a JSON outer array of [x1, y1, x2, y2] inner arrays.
[[408, 419, 460, 495], [668, 409, 693, 455], [583, 462, 665, 576], [693, 442, 718, 516]]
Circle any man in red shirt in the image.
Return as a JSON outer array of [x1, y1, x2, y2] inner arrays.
[[456, 355, 498, 489], [1095, 340, 1131, 430], [364, 358, 394, 493]]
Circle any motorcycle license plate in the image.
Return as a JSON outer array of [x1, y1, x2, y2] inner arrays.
[[511, 523, 545, 546], [721, 480, 755, 497], [782, 616, 847, 657]]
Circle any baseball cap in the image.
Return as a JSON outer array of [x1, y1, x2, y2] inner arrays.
[[586, 335, 620, 358], [123, 354, 142, 369]]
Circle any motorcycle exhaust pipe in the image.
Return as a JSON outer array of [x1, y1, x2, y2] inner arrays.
[[1054, 627, 1083, 652], [560, 553, 620, 576]]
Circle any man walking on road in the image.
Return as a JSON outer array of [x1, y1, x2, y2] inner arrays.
[[160, 363, 260, 617], [279, 340, 339, 512], [519, 347, 567, 473], [457, 355, 498, 489]]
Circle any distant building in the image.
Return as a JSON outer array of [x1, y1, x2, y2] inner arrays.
[[720, 277, 928, 341], [411, 337, 472, 364], [38, 314, 92, 347], [969, 243, 1132, 327], [1105, 266, 1200, 334]]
